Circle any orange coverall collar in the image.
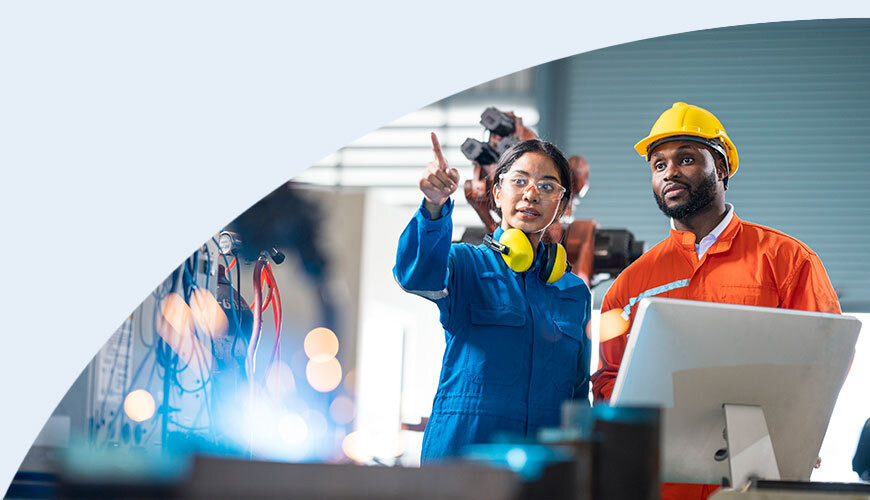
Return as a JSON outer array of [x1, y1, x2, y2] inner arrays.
[[668, 212, 742, 256]]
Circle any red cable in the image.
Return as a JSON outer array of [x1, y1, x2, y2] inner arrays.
[[250, 271, 274, 312], [263, 263, 283, 385], [256, 275, 274, 312], [266, 264, 282, 334], [246, 259, 265, 385]]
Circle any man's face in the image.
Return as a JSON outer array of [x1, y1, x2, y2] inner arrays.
[[650, 141, 725, 220]]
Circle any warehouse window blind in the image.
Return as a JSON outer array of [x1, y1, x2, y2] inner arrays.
[[540, 19, 870, 311], [294, 69, 539, 229]]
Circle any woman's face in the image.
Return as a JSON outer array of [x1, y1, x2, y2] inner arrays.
[[493, 152, 566, 235]]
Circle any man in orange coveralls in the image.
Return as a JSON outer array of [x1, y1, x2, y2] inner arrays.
[[590, 102, 841, 500]]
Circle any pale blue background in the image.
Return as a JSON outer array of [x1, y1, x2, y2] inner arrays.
[[2, 0, 870, 492]]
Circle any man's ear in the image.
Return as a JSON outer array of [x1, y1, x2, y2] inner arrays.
[[717, 157, 729, 180], [716, 155, 730, 190]]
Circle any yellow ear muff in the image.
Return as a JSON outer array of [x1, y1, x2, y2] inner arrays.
[[545, 243, 568, 284], [499, 228, 534, 273]]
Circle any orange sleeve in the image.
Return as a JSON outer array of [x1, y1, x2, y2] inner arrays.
[[591, 333, 627, 402], [590, 282, 632, 402], [780, 252, 841, 314]]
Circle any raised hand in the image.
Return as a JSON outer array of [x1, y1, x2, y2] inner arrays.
[[420, 132, 460, 215]]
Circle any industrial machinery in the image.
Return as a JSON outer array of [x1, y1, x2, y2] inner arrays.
[[44, 403, 663, 500]]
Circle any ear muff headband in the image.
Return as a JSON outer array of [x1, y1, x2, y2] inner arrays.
[[541, 242, 568, 284], [539, 241, 556, 282]]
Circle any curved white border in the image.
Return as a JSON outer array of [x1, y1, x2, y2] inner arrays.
[[2, 0, 869, 491]]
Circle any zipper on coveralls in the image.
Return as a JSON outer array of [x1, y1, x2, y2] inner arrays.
[[522, 271, 533, 437]]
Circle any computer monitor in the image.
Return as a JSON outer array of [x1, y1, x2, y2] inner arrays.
[[610, 298, 860, 485]]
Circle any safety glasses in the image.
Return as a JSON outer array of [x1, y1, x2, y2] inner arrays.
[[498, 173, 566, 200]]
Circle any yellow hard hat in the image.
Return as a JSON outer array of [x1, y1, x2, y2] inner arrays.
[[634, 102, 739, 178]]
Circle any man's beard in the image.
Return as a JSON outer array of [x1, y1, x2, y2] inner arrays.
[[653, 172, 718, 220]]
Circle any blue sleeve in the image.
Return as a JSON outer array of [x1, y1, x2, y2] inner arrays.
[[393, 199, 457, 325]]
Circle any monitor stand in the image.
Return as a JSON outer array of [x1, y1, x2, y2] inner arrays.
[[723, 404, 781, 488]]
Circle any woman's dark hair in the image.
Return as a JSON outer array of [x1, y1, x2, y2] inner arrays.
[[491, 139, 573, 215]]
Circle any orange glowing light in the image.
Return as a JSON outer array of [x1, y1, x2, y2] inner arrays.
[[158, 293, 194, 339], [304, 327, 339, 362], [329, 396, 355, 425], [265, 361, 296, 397], [306, 357, 342, 393], [598, 309, 630, 343], [189, 288, 228, 339], [376, 439, 405, 459], [155, 293, 213, 379], [341, 431, 373, 463], [342, 369, 356, 395], [123, 389, 156, 422]]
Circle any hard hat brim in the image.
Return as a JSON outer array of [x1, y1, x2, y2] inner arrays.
[[635, 132, 739, 178]]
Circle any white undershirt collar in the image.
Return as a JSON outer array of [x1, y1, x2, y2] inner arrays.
[[670, 203, 735, 259]]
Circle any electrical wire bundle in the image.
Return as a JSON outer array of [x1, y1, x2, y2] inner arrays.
[[251, 257, 283, 391], [91, 245, 232, 452], [90, 181, 334, 460]]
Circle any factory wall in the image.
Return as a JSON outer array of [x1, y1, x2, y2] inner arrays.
[[538, 19, 870, 311]]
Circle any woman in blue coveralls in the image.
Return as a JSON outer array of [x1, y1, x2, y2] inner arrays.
[[394, 132, 592, 463]]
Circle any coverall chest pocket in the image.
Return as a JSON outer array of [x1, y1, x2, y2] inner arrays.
[[473, 271, 523, 308], [548, 317, 585, 398], [465, 272, 528, 387], [717, 284, 779, 307]]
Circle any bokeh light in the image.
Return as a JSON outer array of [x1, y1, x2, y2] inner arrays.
[[342, 369, 356, 395], [370, 434, 404, 459], [598, 309, 631, 343], [341, 431, 373, 463], [157, 293, 194, 340], [189, 288, 228, 339], [265, 361, 296, 397], [277, 413, 308, 445], [123, 389, 156, 422], [304, 327, 339, 362], [506, 447, 528, 471], [304, 409, 328, 439], [156, 292, 213, 378], [329, 396, 355, 425], [306, 357, 342, 393]]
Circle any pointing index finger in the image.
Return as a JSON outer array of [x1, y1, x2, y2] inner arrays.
[[431, 132, 447, 170]]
